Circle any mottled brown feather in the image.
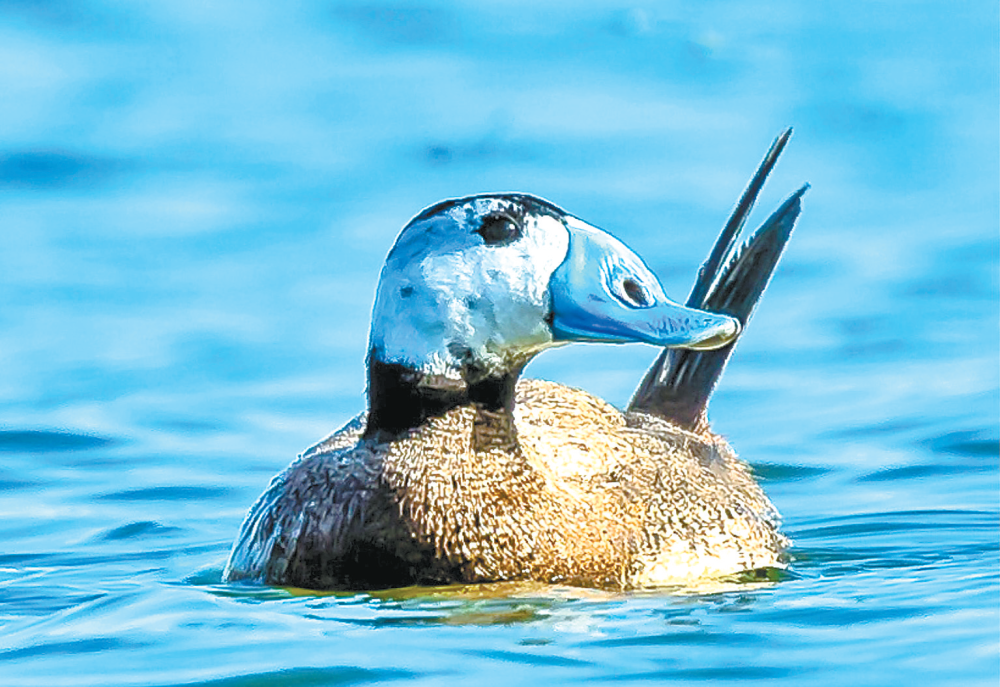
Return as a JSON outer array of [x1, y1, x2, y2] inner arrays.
[[224, 379, 786, 590]]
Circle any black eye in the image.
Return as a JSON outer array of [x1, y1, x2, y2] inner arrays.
[[622, 278, 649, 307], [476, 213, 521, 246]]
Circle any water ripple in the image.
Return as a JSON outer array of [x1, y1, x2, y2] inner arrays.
[[0, 430, 117, 453], [0, 637, 146, 662], [159, 666, 415, 687], [96, 486, 232, 501]]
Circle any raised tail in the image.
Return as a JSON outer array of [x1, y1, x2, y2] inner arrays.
[[628, 129, 808, 432]]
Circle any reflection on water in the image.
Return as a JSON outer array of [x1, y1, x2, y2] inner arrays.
[[0, 1, 997, 685]]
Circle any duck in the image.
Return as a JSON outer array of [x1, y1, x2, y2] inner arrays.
[[224, 130, 808, 591]]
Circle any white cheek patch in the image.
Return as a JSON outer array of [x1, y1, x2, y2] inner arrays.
[[485, 214, 569, 347], [369, 206, 571, 375]]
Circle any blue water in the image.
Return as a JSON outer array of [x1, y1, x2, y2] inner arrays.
[[1, 1, 997, 685]]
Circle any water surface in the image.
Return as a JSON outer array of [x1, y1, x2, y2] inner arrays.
[[1, 2, 997, 685]]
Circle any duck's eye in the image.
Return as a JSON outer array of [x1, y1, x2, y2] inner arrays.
[[476, 213, 522, 246], [621, 278, 650, 307]]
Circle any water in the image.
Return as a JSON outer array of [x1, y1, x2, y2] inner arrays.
[[1, 1, 997, 685]]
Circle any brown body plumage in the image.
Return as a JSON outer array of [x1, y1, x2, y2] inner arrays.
[[224, 380, 785, 590], [224, 132, 806, 591]]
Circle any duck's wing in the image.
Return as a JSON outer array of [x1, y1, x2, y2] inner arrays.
[[222, 441, 376, 588], [628, 130, 808, 432], [222, 416, 387, 589]]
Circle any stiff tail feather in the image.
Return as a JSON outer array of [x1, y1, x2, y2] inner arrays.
[[628, 129, 808, 432]]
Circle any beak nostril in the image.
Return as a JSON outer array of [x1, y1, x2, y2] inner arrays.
[[622, 278, 648, 307]]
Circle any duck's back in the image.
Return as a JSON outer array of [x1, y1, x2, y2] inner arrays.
[[223, 379, 785, 590], [517, 380, 785, 584]]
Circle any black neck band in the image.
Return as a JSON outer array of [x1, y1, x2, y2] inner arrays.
[[363, 353, 522, 441]]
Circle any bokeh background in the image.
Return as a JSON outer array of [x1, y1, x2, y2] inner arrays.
[[1, 2, 997, 686]]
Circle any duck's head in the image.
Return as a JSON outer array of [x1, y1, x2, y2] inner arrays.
[[365, 194, 739, 436]]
